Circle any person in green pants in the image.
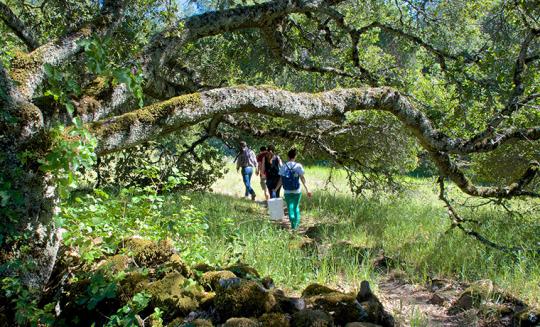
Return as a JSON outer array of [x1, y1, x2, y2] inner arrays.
[[274, 148, 312, 230]]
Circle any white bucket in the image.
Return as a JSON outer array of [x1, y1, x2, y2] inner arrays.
[[267, 198, 284, 220]]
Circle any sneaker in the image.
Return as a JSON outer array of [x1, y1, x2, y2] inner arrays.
[[251, 193, 256, 201]]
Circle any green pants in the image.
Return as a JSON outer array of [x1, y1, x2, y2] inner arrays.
[[284, 193, 302, 229]]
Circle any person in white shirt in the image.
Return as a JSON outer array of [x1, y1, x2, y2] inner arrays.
[[273, 148, 312, 229]]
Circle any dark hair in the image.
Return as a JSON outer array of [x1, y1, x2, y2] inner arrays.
[[239, 141, 247, 148], [260, 146, 267, 152], [267, 145, 275, 152], [288, 148, 297, 159]]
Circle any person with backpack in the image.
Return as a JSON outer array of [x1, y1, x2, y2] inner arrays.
[[236, 141, 258, 200], [273, 148, 312, 230], [261, 145, 282, 198]]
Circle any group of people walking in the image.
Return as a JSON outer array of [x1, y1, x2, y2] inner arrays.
[[236, 141, 312, 229]]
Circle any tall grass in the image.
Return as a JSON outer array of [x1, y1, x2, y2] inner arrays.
[[181, 164, 540, 304]]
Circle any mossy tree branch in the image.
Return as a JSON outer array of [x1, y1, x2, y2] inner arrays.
[[8, 0, 127, 101], [0, 2, 40, 50], [88, 85, 539, 199]]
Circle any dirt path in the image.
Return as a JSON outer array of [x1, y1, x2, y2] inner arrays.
[[376, 275, 478, 327], [269, 215, 477, 326]]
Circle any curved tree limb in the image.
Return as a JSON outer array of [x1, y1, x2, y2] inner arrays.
[[9, 0, 127, 100], [0, 2, 40, 50], [70, 0, 352, 123], [88, 85, 539, 199]]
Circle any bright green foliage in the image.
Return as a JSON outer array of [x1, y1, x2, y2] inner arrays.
[[38, 118, 97, 198], [42, 63, 81, 116], [106, 292, 155, 327], [78, 37, 145, 107], [1, 277, 55, 326], [61, 171, 209, 265]]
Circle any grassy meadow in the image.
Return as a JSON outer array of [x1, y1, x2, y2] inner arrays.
[[181, 164, 540, 306]]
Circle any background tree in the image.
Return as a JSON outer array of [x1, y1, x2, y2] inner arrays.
[[1, 0, 539, 294]]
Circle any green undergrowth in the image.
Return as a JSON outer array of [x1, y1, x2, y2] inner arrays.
[[59, 164, 540, 310], [205, 165, 540, 305], [185, 191, 378, 294]]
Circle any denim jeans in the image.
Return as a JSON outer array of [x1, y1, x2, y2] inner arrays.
[[241, 166, 255, 197]]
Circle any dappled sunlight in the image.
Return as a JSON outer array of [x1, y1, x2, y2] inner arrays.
[[210, 165, 540, 308]]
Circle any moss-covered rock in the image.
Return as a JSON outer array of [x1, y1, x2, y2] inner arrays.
[[291, 309, 334, 327], [170, 318, 213, 327], [163, 254, 192, 278], [273, 289, 305, 314], [200, 270, 237, 291], [193, 263, 215, 273], [147, 272, 199, 316], [167, 317, 183, 327], [178, 319, 214, 327], [118, 271, 148, 303], [356, 281, 394, 327], [224, 263, 260, 278], [307, 292, 367, 325], [125, 238, 175, 267], [223, 317, 259, 327], [214, 280, 276, 321], [199, 291, 216, 310], [259, 313, 291, 327], [97, 254, 131, 272], [301, 284, 338, 297], [359, 299, 393, 327]]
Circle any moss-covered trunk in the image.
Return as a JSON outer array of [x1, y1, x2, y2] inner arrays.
[[1, 61, 60, 290], [1, 140, 61, 292]]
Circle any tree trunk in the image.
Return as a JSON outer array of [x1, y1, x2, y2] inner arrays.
[[0, 156, 61, 290], [1, 65, 60, 290]]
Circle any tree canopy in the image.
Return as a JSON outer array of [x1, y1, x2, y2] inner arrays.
[[1, 0, 539, 291]]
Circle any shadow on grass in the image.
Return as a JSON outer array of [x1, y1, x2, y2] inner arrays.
[[184, 189, 540, 304]]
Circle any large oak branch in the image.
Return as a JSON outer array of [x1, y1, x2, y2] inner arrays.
[[0, 2, 40, 50], [89, 86, 538, 198], [142, 0, 344, 100], [9, 1, 126, 100]]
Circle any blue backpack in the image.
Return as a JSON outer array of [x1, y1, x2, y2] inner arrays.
[[282, 163, 300, 191]]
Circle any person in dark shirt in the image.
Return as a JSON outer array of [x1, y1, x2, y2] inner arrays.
[[256, 146, 270, 201], [261, 145, 282, 198]]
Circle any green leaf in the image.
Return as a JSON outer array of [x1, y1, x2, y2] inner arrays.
[[65, 101, 75, 116]]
